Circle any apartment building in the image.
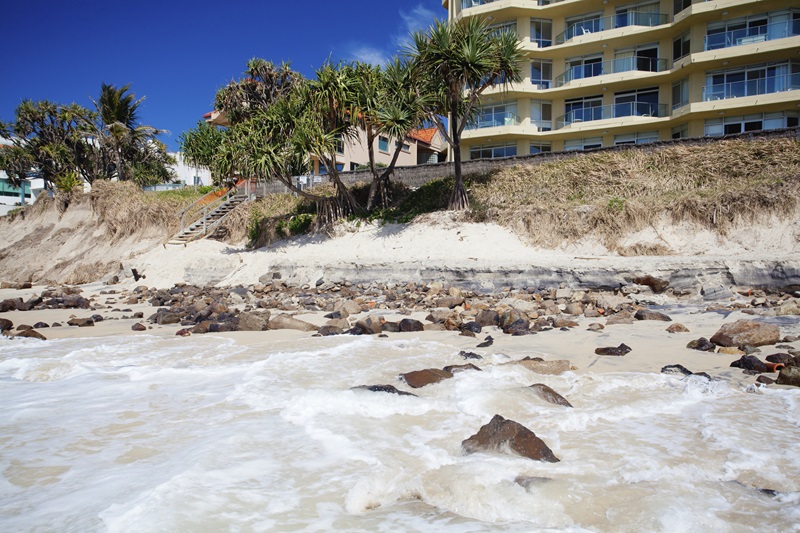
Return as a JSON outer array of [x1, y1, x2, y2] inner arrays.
[[444, 0, 800, 157]]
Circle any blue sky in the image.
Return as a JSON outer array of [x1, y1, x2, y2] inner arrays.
[[1, 0, 442, 151]]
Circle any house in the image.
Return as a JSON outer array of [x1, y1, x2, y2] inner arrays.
[[0, 138, 47, 216], [443, 0, 800, 157], [168, 152, 213, 187]]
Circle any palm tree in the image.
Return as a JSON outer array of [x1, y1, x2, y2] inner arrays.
[[409, 17, 524, 210]]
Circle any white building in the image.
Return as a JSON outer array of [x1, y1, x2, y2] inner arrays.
[[0, 138, 47, 216], [168, 152, 213, 187]]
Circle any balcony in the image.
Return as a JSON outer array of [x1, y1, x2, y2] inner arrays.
[[555, 102, 667, 128], [555, 57, 668, 87], [702, 73, 800, 101], [555, 12, 669, 45], [705, 20, 800, 51], [461, 0, 566, 7], [467, 111, 521, 130]]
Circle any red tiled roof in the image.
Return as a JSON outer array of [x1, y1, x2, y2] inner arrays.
[[408, 127, 437, 145], [202, 111, 213, 119]]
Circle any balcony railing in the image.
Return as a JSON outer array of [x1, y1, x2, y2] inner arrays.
[[462, 0, 567, 7], [555, 102, 667, 128], [705, 20, 800, 50], [467, 111, 520, 129], [702, 73, 800, 101], [555, 12, 669, 44], [555, 57, 668, 86]]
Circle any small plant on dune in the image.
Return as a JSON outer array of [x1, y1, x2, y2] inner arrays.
[[607, 197, 625, 212], [55, 172, 82, 193], [288, 214, 314, 235]]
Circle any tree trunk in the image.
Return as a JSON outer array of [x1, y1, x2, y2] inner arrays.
[[448, 98, 469, 211]]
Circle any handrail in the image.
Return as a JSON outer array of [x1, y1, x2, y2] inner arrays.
[[705, 20, 800, 51], [467, 111, 521, 130], [555, 102, 667, 128], [702, 73, 800, 101]]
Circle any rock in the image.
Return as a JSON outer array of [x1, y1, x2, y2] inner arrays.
[[423, 323, 447, 332], [564, 302, 584, 316], [0, 318, 13, 332], [337, 300, 362, 316], [0, 298, 22, 312], [426, 310, 458, 325], [633, 275, 669, 293], [459, 350, 483, 360], [398, 318, 424, 332], [14, 329, 46, 340], [436, 296, 465, 309], [131, 323, 147, 331], [67, 317, 94, 327], [355, 315, 384, 335], [730, 355, 769, 373], [175, 328, 192, 337], [512, 358, 571, 375], [595, 343, 632, 356], [552, 317, 579, 328], [16, 324, 32, 331], [443, 363, 482, 374], [528, 384, 572, 407], [91, 314, 104, 323], [191, 320, 213, 334], [269, 314, 318, 332], [498, 308, 527, 330], [776, 366, 800, 387], [667, 323, 689, 333], [33, 322, 50, 329], [503, 318, 531, 336], [238, 310, 270, 331], [587, 323, 604, 332], [634, 309, 672, 322], [381, 322, 401, 333], [756, 375, 775, 385], [351, 384, 417, 397], [461, 321, 482, 334], [661, 364, 693, 376], [462, 414, 559, 463], [476, 338, 493, 348], [515, 476, 553, 490], [476, 309, 499, 328], [710, 319, 780, 348], [687, 337, 716, 352], [154, 312, 182, 325], [605, 311, 634, 325], [401, 368, 453, 388], [208, 322, 237, 333], [765, 353, 794, 365], [459, 329, 476, 338], [318, 325, 344, 336]]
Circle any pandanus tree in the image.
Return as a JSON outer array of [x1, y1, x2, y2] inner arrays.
[[353, 59, 430, 211], [409, 16, 525, 210]]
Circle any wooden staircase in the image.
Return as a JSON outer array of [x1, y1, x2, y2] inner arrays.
[[167, 179, 261, 245]]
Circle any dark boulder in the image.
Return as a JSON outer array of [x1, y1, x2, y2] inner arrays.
[[399, 318, 425, 332], [462, 414, 559, 463], [776, 366, 800, 387], [528, 383, 572, 407], [381, 322, 400, 333], [710, 319, 780, 348], [442, 363, 482, 374], [730, 355, 769, 374], [766, 353, 794, 365], [436, 296, 465, 309], [476, 309, 499, 328], [0, 318, 12, 331], [33, 322, 50, 329], [633, 275, 670, 293], [595, 343, 631, 356], [667, 323, 690, 333], [175, 328, 192, 337], [67, 317, 94, 327], [687, 337, 716, 352], [354, 315, 384, 335], [661, 364, 693, 376], [504, 318, 531, 336], [16, 324, 32, 331], [0, 298, 22, 312], [634, 310, 672, 322], [459, 350, 483, 360], [15, 329, 46, 340], [318, 325, 344, 336], [131, 323, 147, 331], [461, 321, 482, 334], [351, 384, 417, 397], [401, 368, 453, 388]]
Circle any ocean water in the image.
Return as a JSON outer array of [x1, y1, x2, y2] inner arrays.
[[1, 332, 799, 532]]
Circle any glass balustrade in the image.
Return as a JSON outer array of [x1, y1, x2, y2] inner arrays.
[[467, 111, 521, 129], [705, 20, 800, 50], [555, 12, 668, 44], [555, 102, 667, 128], [555, 57, 668, 86], [702, 73, 800, 101]]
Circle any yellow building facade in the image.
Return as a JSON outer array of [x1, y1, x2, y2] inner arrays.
[[443, 0, 800, 157]]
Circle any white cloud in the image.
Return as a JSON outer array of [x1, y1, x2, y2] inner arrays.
[[344, 3, 439, 65]]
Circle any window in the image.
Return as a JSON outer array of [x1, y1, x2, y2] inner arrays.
[[334, 134, 344, 154], [530, 142, 552, 154], [562, 54, 604, 85], [350, 162, 361, 171], [394, 141, 411, 152], [564, 138, 603, 151], [564, 95, 604, 124], [704, 11, 799, 51], [672, 124, 689, 139], [616, 2, 661, 28], [488, 21, 517, 38], [471, 101, 518, 129], [469, 143, 517, 159], [704, 61, 800, 101], [614, 44, 661, 73], [672, 78, 689, 109], [614, 87, 660, 117], [673, 0, 692, 16], [318, 163, 344, 175], [378, 136, 389, 152], [531, 60, 553, 89], [614, 131, 659, 145], [530, 100, 553, 131], [673, 32, 690, 60], [530, 18, 552, 47], [564, 12, 605, 42], [705, 111, 799, 136]]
